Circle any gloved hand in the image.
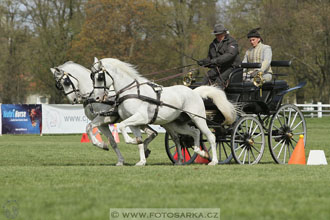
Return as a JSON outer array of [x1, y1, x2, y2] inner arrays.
[[197, 58, 211, 67]]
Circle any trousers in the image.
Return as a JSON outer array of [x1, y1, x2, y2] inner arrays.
[[202, 67, 233, 87]]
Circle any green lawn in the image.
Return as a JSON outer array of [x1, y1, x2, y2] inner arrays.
[[0, 117, 330, 220]]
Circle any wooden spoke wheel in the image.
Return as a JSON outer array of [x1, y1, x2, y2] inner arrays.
[[268, 104, 307, 164], [231, 116, 265, 164], [164, 132, 198, 165]]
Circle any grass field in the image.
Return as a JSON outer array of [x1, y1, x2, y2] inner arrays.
[[0, 117, 330, 220]]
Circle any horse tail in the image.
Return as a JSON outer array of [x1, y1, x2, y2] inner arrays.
[[193, 86, 236, 125]]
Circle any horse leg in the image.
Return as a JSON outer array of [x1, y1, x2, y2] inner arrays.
[[98, 124, 125, 166], [86, 121, 108, 150], [191, 117, 218, 165], [117, 112, 149, 145], [141, 125, 158, 158], [117, 113, 149, 166], [129, 126, 146, 166], [84, 104, 108, 150], [165, 122, 205, 164], [163, 125, 183, 165]]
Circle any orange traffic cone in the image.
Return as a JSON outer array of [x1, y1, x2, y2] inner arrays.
[[80, 133, 90, 143], [195, 146, 210, 164], [173, 148, 191, 162], [288, 135, 306, 165], [111, 124, 120, 143], [92, 127, 103, 143]]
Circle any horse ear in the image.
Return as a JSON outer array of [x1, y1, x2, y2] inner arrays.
[[94, 57, 99, 63], [50, 68, 56, 75]]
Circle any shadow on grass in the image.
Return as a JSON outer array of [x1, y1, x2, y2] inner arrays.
[[41, 162, 175, 167], [41, 160, 276, 167]]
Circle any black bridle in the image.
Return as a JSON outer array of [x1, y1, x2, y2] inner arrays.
[[90, 61, 118, 103], [54, 68, 81, 98], [90, 61, 115, 91]]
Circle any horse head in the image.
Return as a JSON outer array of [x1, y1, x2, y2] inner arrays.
[[50, 62, 92, 104], [90, 57, 115, 101]]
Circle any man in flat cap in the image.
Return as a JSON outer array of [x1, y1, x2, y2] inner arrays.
[[198, 24, 241, 88], [242, 28, 272, 82]]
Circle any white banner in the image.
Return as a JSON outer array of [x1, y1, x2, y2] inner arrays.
[[42, 104, 90, 134], [41, 104, 165, 134]]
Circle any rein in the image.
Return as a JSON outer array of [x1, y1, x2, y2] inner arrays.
[[154, 68, 198, 82], [143, 63, 196, 77], [90, 62, 221, 126]]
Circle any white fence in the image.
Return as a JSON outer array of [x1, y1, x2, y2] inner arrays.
[[296, 102, 330, 118]]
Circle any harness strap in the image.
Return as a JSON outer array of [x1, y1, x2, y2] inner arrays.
[[115, 80, 139, 99], [83, 98, 115, 108], [117, 94, 161, 124], [117, 94, 162, 106], [148, 83, 162, 124], [116, 93, 219, 125]]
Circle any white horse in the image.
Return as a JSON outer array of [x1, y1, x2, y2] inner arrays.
[[50, 61, 157, 166], [90, 57, 236, 166]]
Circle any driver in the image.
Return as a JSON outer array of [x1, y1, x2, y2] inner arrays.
[[197, 24, 241, 88]]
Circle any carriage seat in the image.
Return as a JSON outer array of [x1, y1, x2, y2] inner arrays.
[[225, 79, 288, 103], [226, 61, 291, 86]]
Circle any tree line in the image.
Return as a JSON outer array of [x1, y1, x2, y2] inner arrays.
[[0, 0, 329, 104]]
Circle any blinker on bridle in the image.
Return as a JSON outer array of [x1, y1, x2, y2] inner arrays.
[[90, 61, 113, 91], [54, 68, 81, 97]]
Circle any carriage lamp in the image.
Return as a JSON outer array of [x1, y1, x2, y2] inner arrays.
[[253, 71, 265, 96], [183, 71, 194, 86]]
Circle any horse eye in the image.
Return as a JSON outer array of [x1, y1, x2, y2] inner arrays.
[[97, 73, 104, 81], [63, 77, 71, 86]]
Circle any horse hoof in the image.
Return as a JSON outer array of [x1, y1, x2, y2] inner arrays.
[[135, 161, 146, 166], [116, 161, 124, 166], [145, 149, 151, 158], [101, 143, 109, 151], [174, 161, 183, 166], [208, 160, 218, 166]]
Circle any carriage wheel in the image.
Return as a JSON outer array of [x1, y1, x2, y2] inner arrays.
[[268, 104, 307, 164], [202, 136, 233, 164], [164, 132, 198, 165], [231, 116, 265, 164]]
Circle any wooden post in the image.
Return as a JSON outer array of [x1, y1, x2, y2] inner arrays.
[[317, 102, 322, 118]]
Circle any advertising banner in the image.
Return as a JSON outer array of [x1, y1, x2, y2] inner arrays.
[[42, 104, 90, 134], [1, 104, 42, 134], [0, 104, 166, 135]]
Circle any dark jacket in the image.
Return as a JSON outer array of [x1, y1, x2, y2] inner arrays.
[[207, 35, 241, 72]]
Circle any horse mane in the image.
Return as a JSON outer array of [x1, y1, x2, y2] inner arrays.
[[102, 58, 148, 81], [58, 61, 91, 74]]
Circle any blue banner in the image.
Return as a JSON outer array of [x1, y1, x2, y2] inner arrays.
[[1, 104, 42, 134]]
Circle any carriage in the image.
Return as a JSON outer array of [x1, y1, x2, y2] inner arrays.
[[165, 61, 307, 165], [52, 58, 307, 166]]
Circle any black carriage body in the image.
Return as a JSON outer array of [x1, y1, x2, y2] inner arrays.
[[225, 71, 289, 115], [166, 61, 307, 165], [190, 62, 293, 124]]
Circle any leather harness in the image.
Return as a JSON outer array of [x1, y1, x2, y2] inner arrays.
[[116, 80, 163, 124], [91, 66, 217, 125]]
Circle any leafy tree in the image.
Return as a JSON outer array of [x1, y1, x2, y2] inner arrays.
[[225, 0, 330, 103], [0, 0, 30, 103], [71, 0, 219, 85], [22, 0, 86, 103]]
